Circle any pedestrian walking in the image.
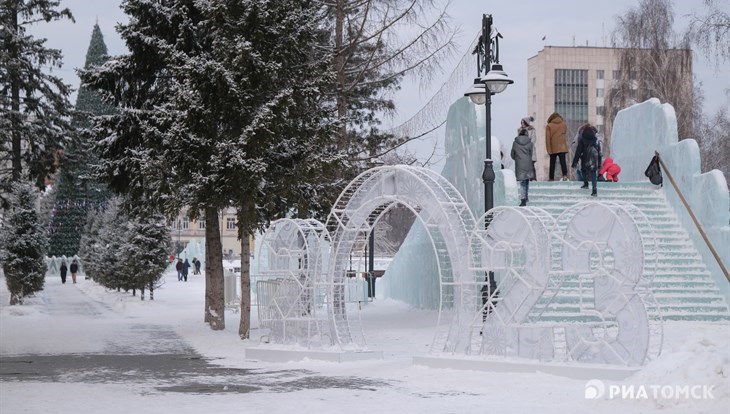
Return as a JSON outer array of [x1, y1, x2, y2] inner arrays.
[[545, 112, 569, 181], [183, 259, 190, 282], [60, 260, 68, 284], [511, 127, 535, 206], [176, 258, 184, 281], [194, 258, 201, 275], [70, 259, 79, 284]]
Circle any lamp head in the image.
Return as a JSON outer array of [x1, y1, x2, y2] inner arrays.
[[464, 78, 487, 105], [482, 64, 513, 94]]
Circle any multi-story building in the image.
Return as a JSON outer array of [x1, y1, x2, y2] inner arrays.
[[171, 207, 254, 259], [527, 46, 691, 180]]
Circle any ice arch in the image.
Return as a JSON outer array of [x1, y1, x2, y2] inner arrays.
[[254, 218, 331, 346], [325, 165, 478, 352]]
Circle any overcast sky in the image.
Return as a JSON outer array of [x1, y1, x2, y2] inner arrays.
[[29, 0, 729, 167]]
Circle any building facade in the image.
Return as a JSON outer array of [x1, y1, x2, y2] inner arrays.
[[526, 46, 691, 181], [171, 207, 254, 259]]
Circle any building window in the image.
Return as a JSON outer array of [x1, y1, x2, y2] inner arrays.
[[198, 219, 205, 230], [226, 217, 236, 230], [629, 71, 637, 80], [596, 88, 604, 98], [612, 70, 621, 80], [181, 217, 189, 230], [596, 106, 605, 116], [596, 70, 604, 80], [532, 77, 536, 87], [533, 95, 536, 104], [554, 69, 589, 128]]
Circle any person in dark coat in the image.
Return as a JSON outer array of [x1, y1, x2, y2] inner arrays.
[[183, 259, 191, 282], [545, 112, 569, 181], [511, 128, 535, 206], [60, 260, 68, 284], [194, 258, 201, 275], [520, 116, 537, 180], [572, 127, 601, 197], [70, 259, 79, 284], [176, 258, 184, 281]]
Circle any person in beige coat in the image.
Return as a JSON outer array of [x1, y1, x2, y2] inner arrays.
[[545, 112, 569, 181]]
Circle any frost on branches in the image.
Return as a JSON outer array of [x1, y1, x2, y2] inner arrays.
[[0, 182, 48, 305]]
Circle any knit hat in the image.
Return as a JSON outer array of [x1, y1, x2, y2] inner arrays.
[[521, 116, 534, 126]]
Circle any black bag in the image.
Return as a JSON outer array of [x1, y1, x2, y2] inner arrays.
[[644, 155, 663, 185]]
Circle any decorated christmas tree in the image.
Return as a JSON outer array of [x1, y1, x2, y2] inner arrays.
[[47, 23, 114, 257]]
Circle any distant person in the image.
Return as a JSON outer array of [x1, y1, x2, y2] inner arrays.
[[572, 127, 602, 197], [176, 258, 184, 281], [511, 127, 535, 206], [60, 260, 68, 284], [194, 258, 202, 275], [600, 157, 621, 182], [545, 112, 569, 181], [70, 259, 79, 284], [183, 259, 191, 282], [520, 116, 537, 180]]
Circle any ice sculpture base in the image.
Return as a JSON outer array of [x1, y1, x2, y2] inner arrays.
[[246, 347, 383, 363], [412, 356, 639, 380]]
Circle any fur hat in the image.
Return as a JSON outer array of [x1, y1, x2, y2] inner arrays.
[[521, 116, 534, 126]]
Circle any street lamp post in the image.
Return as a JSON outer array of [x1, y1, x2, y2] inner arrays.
[[464, 13, 513, 311]]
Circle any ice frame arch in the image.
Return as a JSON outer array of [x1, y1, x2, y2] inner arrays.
[[325, 165, 478, 352], [254, 218, 331, 346]]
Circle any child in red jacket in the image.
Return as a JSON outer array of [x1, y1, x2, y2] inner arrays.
[[600, 157, 621, 182]]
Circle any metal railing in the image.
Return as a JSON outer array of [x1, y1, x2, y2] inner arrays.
[[655, 151, 730, 283]]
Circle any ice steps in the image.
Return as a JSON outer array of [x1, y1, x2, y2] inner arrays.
[[524, 181, 729, 322]]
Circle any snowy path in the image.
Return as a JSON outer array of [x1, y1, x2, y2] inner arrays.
[[1, 271, 728, 414]]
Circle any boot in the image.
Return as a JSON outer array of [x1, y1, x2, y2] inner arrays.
[[519, 198, 527, 207], [591, 188, 597, 197], [580, 182, 589, 189]]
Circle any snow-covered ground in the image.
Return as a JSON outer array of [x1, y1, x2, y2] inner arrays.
[[1, 270, 728, 414]]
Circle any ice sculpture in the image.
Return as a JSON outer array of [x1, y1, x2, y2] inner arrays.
[[472, 202, 661, 365], [254, 165, 662, 366], [612, 98, 729, 303]]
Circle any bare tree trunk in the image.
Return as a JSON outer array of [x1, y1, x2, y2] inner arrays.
[[334, 0, 348, 151], [149, 282, 154, 301], [9, 6, 22, 181], [239, 229, 251, 339], [140, 286, 145, 301], [205, 207, 225, 330]]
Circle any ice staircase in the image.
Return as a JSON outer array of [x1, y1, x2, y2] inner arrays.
[[525, 181, 730, 322]]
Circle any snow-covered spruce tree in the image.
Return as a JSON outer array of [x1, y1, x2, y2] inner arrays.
[[0, 1, 75, 206], [81, 0, 341, 333], [120, 214, 172, 300], [77, 207, 103, 281], [0, 182, 48, 305], [47, 23, 115, 257], [92, 198, 128, 291]]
